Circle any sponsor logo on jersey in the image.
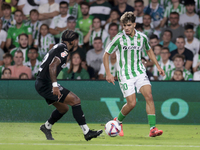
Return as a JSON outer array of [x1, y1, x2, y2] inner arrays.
[[61, 51, 68, 58], [123, 45, 140, 50]]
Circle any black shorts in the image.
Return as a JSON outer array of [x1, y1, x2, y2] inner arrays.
[[35, 79, 70, 105]]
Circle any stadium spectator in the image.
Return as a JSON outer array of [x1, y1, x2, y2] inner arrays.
[[143, 14, 154, 38], [159, 30, 177, 52], [135, 22, 143, 32], [59, 16, 84, 47], [24, 47, 41, 79], [10, 33, 30, 64], [184, 24, 200, 55], [134, 0, 145, 23], [0, 47, 4, 65], [86, 37, 104, 76], [141, 57, 155, 80], [1, 3, 15, 32], [89, 0, 112, 25], [34, 24, 55, 59], [160, 0, 186, 27], [68, 0, 82, 19], [153, 44, 162, 61], [67, 32, 86, 61], [61, 52, 90, 79], [164, 54, 193, 80], [49, 1, 70, 43], [179, 0, 199, 34], [192, 51, 200, 73], [84, 17, 108, 47], [0, 19, 7, 51], [1, 68, 11, 79], [0, 53, 12, 77], [8, 50, 32, 79], [81, 59, 95, 79], [149, 0, 172, 9], [104, 10, 121, 33], [193, 70, 200, 80], [149, 34, 159, 48], [26, 9, 42, 43], [4, 0, 18, 14], [76, 2, 93, 37], [19, 72, 29, 79], [6, 10, 32, 49], [170, 69, 184, 81], [194, 0, 200, 14], [161, 12, 185, 43], [104, 23, 118, 49], [112, 0, 134, 17], [144, 0, 164, 29], [153, 47, 174, 80], [170, 36, 193, 70], [17, 0, 47, 18], [98, 52, 117, 80], [38, 0, 59, 26]]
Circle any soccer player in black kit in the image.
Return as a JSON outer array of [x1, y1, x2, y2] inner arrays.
[[35, 30, 102, 141]]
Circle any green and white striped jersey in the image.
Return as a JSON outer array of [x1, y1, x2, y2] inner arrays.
[[105, 30, 151, 80], [98, 61, 117, 77], [149, 0, 171, 8], [1, 14, 15, 31], [164, 68, 193, 80], [153, 59, 174, 80], [34, 33, 55, 59], [195, 0, 200, 13], [25, 20, 42, 40], [24, 59, 42, 78], [164, 3, 186, 18], [0, 65, 5, 77], [59, 29, 83, 46], [89, 28, 108, 46], [192, 54, 200, 71], [104, 36, 112, 49]]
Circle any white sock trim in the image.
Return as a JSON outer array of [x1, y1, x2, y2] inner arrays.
[[80, 124, 89, 135], [45, 121, 52, 129]]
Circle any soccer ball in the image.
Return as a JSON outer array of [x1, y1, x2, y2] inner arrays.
[[105, 120, 121, 137]]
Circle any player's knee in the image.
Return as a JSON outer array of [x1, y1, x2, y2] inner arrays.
[[128, 101, 137, 109], [145, 93, 153, 101], [72, 95, 81, 106]]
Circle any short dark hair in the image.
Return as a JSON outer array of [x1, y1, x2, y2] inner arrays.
[[19, 73, 29, 79], [172, 54, 185, 61], [2, 68, 11, 75], [176, 35, 185, 42], [161, 47, 170, 52], [163, 30, 173, 38], [80, 1, 90, 8], [28, 47, 38, 52], [67, 16, 76, 22], [120, 12, 136, 24], [110, 10, 120, 16], [108, 22, 118, 30], [154, 44, 162, 49], [143, 14, 151, 18], [3, 52, 13, 59], [14, 50, 23, 56], [184, 0, 195, 6], [14, 10, 23, 15], [59, 1, 69, 7], [30, 9, 39, 16], [184, 24, 194, 30], [2, 4, 11, 10], [170, 12, 179, 18], [18, 33, 28, 39], [134, 0, 144, 5], [150, 34, 159, 40], [93, 17, 101, 22], [135, 23, 143, 30], [74, 32, 79, 39], [94, 37, 102, 41]]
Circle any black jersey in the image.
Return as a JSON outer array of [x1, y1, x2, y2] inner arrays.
[[37, 42, 69, 81]]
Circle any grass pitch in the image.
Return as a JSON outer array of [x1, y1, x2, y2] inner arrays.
[[0, 123, 199, 150]]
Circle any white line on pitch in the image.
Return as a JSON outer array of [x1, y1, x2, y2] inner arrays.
[[0, 143, 200, 147]]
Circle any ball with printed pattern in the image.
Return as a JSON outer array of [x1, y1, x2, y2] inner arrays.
[[105, 120, 121, 137]]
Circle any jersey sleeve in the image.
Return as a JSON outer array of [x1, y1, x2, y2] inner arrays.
[[49, 17, 56, 29], [26, 26, 32, 35], [98, 63, 105, 75], [78, 31, 83, 46], [105, 35, 119, 54], [143, 35, 151, 51], [192, 54, 198, 68]]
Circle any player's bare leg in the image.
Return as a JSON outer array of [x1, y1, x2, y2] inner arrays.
[[63, 92, 103, 141], [140, 85, 163, 137], [40, 103, 69, 140], [114, 93, 137, 136]]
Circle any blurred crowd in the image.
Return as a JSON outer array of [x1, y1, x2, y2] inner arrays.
[[0, 0, 200, 81]]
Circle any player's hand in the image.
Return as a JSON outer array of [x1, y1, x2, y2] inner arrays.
[[106, 73, 115, 85], [158, 68, 165, 76], [52, 87, 62, 100]]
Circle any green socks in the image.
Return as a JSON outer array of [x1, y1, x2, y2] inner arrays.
[[148, 114, 156, 128], [117, 111, 126, 122]]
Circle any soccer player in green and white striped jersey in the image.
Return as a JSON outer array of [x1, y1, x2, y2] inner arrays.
[[164, 54, 193, 80], [103, 12, 165, 137], [153, 47, 175, 80]]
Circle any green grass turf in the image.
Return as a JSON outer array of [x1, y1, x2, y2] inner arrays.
[[0, 123, 199, 150]]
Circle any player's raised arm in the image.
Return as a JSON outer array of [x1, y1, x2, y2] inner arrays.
[[147, 48, 165, 76], [49, 56, 61, 99], [103, 52, 115, 85]]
